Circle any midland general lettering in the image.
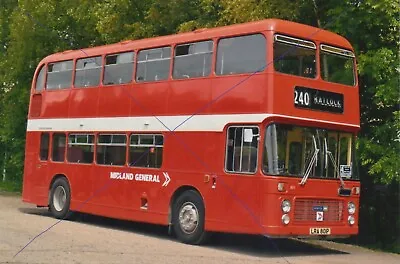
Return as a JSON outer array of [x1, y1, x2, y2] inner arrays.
[[110, 172, 160, 182]]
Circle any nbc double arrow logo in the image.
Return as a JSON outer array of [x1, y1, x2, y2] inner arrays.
[[162, 172, 171, 187]]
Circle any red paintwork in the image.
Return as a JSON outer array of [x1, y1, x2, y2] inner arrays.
[[22, 19, 360, 237]]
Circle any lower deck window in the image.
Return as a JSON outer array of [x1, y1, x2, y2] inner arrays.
[[67, 134, 94, 164], [96, 134, 127, 166], [40, 133, 49, 160], [52, 133, 66, 162], [225, 126, 259, 173], [129, 134, 163, 168]]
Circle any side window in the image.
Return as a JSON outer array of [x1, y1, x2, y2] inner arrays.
[[136, 47, 171, 82], [104, 52, 134, 85], [75, 56, 102, 87], [39, 133, 50, 160], [216, 34, 266, 75], [225, 126, 259, 173], [35, 66, 46, 92], [52, 133, 66, 162], [173, 40, 213, 79], [46, 60, 73, 90], [96, 134, 126, 166], [67, 134, 95, 164], [129, 134, 164, 168]]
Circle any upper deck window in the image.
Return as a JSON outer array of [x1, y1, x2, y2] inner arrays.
[[104, 52, 134, 85], [173, 40, 213, 79], [35, 66, 46, 92], [136, 47, 171, 82], [74, 56, 102, 88], [273, 34, 316, 78], [320, 44, 355, 86], [46, 60, 73, 90], [216, 34, 266, 75]]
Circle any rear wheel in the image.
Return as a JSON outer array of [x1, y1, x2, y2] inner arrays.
[[49, 177, 71, 219], [172, 190, 208, 245]]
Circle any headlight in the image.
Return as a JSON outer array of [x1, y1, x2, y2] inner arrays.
[[282, 214, 290, 225], [348, 215, 355, 225], [348, 202, 356, 215], [281, 200, 291, 213]]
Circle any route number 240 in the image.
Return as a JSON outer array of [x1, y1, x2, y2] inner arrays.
[[294, 90, 310, 106]]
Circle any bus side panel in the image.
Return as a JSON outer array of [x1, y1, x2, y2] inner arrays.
[[67, 164, 95, 208], [211, 74, 267, 114], [41, 90, 71, 118], [168, 79, 212, 115], [129, 82, 169, 116], [98, 85, 133, 117], [162, 131, 263, 234], [22, 134, 35, 204], [68, 88, 99, 118], [22, 132, 48, 206]]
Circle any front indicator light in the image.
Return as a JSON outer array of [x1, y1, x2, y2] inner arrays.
[[348, 215, 355, 225], [348, 202, 356, 214], [281, 200, 291, 213], [277, 182, 286, 192], [282, 214, 290, 225]]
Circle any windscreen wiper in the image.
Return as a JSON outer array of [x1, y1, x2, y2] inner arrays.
[[324, 138, 345, 188], [300, 136, 319, 185]]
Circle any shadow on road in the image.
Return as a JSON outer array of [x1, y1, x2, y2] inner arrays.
[[206, 233, 348, 257], [19, 206, 348, 258]]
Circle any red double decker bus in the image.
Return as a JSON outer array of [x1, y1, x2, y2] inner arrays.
[[22, 18, 360, 244]]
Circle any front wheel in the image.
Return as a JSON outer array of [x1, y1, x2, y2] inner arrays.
[[172, 190, 208, 245], [49, 177, 71, 219]]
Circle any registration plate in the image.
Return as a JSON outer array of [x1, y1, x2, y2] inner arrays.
[[310, 227, 331, 235]]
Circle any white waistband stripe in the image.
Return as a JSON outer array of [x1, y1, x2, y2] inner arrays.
[[26, 114, 359, 132]]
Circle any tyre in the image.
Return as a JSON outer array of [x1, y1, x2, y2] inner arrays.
[[172, 190, 208, 245], [49, 177, 71, 219]]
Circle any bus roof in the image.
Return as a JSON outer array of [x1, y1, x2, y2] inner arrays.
[[40, 19, 353, 64]]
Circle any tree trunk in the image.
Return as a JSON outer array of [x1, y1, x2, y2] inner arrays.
[[2, 152, 6, 182], [312, 0, 322, 28]]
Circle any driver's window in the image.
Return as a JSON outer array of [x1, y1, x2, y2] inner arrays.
[[225, 126, 259, 174]]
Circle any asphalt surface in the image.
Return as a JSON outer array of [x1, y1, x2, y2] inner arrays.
[[0, 192, 398, 264]]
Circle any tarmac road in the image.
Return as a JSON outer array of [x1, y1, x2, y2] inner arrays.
[[0, 192, 398, 264]]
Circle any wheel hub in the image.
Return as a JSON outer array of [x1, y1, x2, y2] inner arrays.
[[178, 202, 199, 234], [53, 186, 66, 212]]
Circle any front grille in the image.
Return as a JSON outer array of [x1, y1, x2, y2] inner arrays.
[[294, 199, 343, 222]]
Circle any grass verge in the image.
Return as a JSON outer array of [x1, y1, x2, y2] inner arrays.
[[0, 181, 22, 193]]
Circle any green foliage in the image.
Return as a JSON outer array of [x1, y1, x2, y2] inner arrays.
[[0, 0, 398, 252], [325, 0, 400, 184], [0, 178, 22, 193]]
